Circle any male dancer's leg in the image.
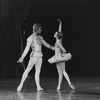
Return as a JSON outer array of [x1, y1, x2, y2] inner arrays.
[[17, 57, 38, 91], [35, 57, 43, 91]]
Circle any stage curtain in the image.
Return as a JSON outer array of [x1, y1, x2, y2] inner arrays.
[[0, 0, 31, 77]]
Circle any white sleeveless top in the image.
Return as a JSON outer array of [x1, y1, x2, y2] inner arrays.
[[28, 35, 43, 57]]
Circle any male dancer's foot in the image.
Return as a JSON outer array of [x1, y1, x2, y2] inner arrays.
[[57, 86, 61, 90], [37, 87, 43, 91], [17, 84, 23, 92], [69, 83, 75, 90]]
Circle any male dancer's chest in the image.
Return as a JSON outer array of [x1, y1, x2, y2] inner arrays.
[[31, 36, 42, 50]]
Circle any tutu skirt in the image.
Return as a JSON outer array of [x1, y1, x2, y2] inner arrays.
[[48, 53, 72, 64]]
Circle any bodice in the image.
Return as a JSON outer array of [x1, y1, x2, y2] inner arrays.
[[54, 40, 61, 54]]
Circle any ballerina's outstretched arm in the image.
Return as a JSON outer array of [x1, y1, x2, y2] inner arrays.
[[57, 19, 62, 32]]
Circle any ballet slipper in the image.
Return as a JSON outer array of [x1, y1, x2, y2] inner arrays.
[[17, 84, 23, 92], [37, 87, 43, 91], [69, 83, 75, 90], [57, 86, 61, 90]]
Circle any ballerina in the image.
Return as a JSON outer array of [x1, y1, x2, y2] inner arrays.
[[48, 19, 75, 90]]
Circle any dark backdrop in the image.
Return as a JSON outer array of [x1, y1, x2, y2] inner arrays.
[[0, 0, 100, 77]]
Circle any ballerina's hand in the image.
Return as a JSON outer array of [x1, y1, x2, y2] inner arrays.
[[17, 57, 24, 63], [57, 19, 61, 23]]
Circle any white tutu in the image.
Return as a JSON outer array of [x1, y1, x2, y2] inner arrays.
[[48, 53, 72, 64]]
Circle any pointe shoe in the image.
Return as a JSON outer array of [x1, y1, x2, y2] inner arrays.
[[69, 84, 75, 90], [17, 85, 22, 92], [37, 87, 43, 91]]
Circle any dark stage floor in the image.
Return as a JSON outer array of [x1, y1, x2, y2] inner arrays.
[[0, 75, 100, 100]]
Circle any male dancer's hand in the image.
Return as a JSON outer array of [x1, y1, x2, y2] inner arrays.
[[50, 46, 55, 50], [17, 57, 24, 63]]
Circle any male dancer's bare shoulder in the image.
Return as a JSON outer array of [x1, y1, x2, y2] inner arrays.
[[26, 35, 33, 45]]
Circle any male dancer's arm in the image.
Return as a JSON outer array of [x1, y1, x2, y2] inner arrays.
[[17, 36, 32, 63], [21, 37, 32, 58], [40, 36, 55, 50]]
